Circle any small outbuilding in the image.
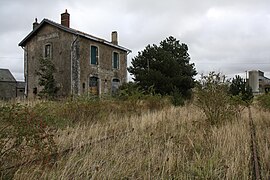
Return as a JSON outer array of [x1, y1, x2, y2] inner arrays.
[[0, 68, 25, 100]]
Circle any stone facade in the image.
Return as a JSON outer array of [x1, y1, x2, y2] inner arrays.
[[19, 10, 131, 98]]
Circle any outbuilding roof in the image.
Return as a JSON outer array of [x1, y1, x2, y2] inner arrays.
[[18, 18, 131, 53], [0, 69, 16, 82]]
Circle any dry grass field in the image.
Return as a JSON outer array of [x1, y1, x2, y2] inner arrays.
[[4, 101, 268, 179]]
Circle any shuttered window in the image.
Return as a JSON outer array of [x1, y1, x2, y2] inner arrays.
[[113, 52, 119, 69], [90, 46, 98, 65]]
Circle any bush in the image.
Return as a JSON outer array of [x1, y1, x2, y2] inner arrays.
[[0, 103, 57, 178], [170, 88, 185, 106], [116, 82, 145, 101], [195, 72, 236, 125], [257, 93, 270, 110]]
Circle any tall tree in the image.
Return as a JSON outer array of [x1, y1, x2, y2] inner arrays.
[[128, 36, 197, 99], [36, 57, 59, 99], [229, 75, 253, 103]]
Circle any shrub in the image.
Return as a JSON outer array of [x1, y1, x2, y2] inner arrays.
[[195, 72, 236, 125], [257, 93, 270, 110], [170, 88, 185, 106], [0, 103, 57, 178], [116, 82, 145, 101]]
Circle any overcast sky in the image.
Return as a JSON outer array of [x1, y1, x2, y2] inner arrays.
[[1, 0, 270, 81]]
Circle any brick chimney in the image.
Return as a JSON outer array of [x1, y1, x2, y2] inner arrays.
[[61, 9, 70, 28], [111, 31, 118, 45], [33, 18, 39, 30]]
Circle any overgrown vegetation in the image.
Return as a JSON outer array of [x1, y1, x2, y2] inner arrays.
[[229, 75, 253, 104], [0, 77, 269, 179], [256, 93, 270, 110], [0, 100, 268, 179], [195, 72, 253, 126], [0, 103, 57, 178], [36, 56, 59, 99]]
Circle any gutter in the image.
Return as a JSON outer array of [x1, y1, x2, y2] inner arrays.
[[70, 34, 79, 96]]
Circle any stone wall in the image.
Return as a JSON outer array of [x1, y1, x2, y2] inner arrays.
[[25, 23, 128, 98], [25, 24, 73, 98], [79, 37, 127, 95], [0, 82, 16, 100]]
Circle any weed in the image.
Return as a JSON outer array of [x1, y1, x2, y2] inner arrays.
[[0, 103, 57, 178]]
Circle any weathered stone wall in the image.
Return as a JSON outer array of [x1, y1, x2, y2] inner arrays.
[[0, 82, 16, 100], [25, 23, 128, 98], [25, 24, 73, 98], [79, 37, 127, 95]]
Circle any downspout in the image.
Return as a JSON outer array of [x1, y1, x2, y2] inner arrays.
[[21, 46, 27, 98], [71, 34, 79, 96], [125, 50, 132, 83]]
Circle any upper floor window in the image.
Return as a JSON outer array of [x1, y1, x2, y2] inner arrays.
[[90, 46, 99, 65], [44, 44, 51, 59], [113, 52, 119, 69]]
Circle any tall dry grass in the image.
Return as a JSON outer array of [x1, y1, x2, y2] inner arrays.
[[11, 104, 269, 179]]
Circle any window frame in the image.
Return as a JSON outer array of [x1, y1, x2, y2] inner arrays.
[[112, 51, 120, 69], [90, 45, 99, 65], [44, 43, 52, 59]]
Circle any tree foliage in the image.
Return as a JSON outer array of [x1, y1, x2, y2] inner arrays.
[[128, 36, 197, 99], [36, 57, 59, 99], [229, 75, 253, 104]]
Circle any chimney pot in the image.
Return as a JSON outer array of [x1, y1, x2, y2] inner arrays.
[[111, 31, 118, 45], [33, 18, 39, 30], [61, 9, 70, 28]]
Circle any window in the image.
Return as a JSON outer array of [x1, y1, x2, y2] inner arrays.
[[90, 46, 99, 65], [44, 44, 51, 59], [82, 83, 85, 93], [113, 52, 119, 69]]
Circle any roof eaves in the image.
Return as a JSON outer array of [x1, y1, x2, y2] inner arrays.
[[18, 19, 78, 47], [77, 32, 131, 53], [19, 19, 131, 53]]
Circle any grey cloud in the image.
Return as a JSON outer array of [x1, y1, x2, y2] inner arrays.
[[1, 0, 270, 81]]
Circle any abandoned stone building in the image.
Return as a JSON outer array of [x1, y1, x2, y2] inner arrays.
[[19, 10, 131, 98], [0, 69, 25, 100], [248, 70, 270, 94]]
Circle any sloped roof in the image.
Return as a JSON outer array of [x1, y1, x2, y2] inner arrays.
[[19, 19, 131, 53], [16, 81, 25, 88], [0, 69, 16, 82]]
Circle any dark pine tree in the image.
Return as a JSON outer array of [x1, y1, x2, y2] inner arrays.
[[128, 36, 197, 99], [229, 75, 253, 103]]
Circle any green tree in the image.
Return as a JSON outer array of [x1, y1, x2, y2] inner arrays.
[[128, 36, 197, 99], [36, 57, 59, 99], [229, 75, 253, 104]]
